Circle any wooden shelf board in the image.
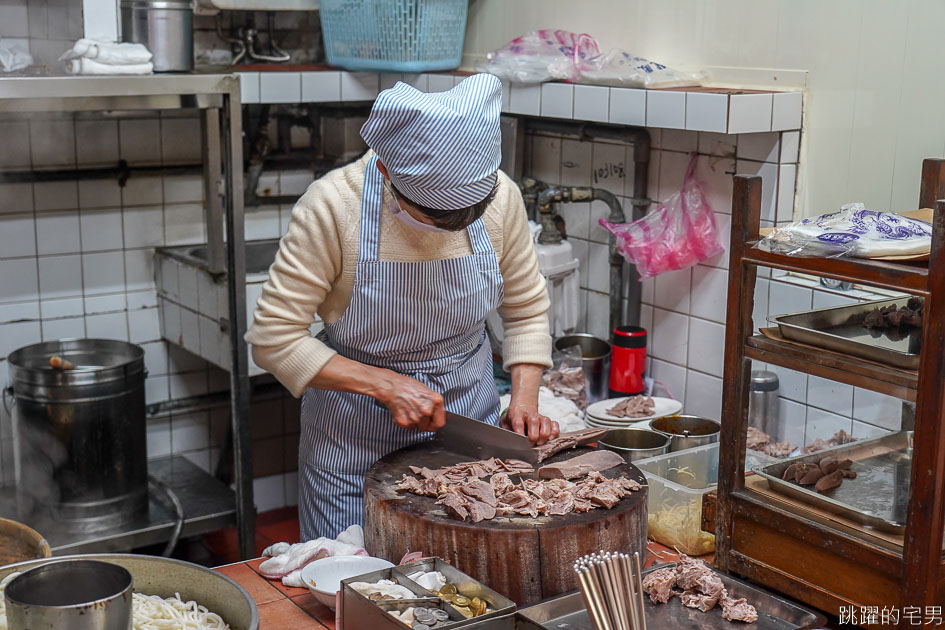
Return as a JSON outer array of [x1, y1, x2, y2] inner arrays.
[[745, 334, 918, 402], [743, 246, 929, 294]]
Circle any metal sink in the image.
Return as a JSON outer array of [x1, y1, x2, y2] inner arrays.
[[158, 238, 280, 276]]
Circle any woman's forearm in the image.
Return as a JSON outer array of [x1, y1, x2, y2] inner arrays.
[[308, 354, 396, 400], [508, 363, 544, 409]]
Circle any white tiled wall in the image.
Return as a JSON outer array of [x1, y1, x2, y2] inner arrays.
[[527, 126, 903, 448], [0, 111, 305, 510], [0, 0, 82, 67]]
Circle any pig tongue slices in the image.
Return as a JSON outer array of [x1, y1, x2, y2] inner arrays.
[[534, 428, 608, 463], [538, 449, 625, 480]]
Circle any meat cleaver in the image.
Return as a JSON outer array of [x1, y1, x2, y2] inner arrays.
[[433, 410, 539, 464]]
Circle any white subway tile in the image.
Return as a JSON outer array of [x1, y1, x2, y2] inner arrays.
[[767, 365, 807, 403], [0, 213, 35, 259], [690, 266, 728, 324], [660, 129, 698, 153], [75, 120, 119, 167], [158, 257, 179, 300], [640, 275, 654, 305], [123, 206, 164, 248], [646, 91, 686, 129], [85, 311, 128, 341], [280, 171, 313, 197], [245, 206, 282, 240], [0, 183, 33, 214], [529, 135, 561, 184], [586, 292, 610, 340], [684, 370, 723, 421], [284, 472, 299, 507], [123, 176, 164, 206], [650, 307, 689, 365], [141, 341, 169, 376], [82, 251, 125, 295], [146, 375, 170, 405], [78, 208, 123, 252], [180, 307, 200, 355], [609, 88, 646, 126], [124, 249, 155, 292], [35, 210, 80, 255], [129, 306, 161, 343], [780, 131, 800, 163], [78, 179, 121, 209], [0, 321, 40, 358], [301, 71, 341, 102], [728, 94, 773, 134], [161, 299, 181, 344], [586, 243, 610, 294], [653, 267, 691, 313], [704, 212, 731, 270], [687, 318, 725, 378], [768, 279, 812, 315], [570, 238, 589, 289], [426, 74, 455, 92], [197, 273, 219, 321], [773, 398, 806, 447], [735, 159, 778, 222], [260, 72, 301, 104], [540, 83, 574, 119], [639, 304, 653, 335], [807, 375, 854, 418], [84, 293, 125, 314], [30, 120, 75, 168], [698, 132, 736, 158], [804, 408, 852, 445], [560, 203, 589, 240], [40, 296, 83, 319], [698, 155, 735, 215], [119, 119, 162, 165], [163, 175, 203, 205], [340, 72, 379, 101], [171, 413, 210, 452], [146, 419, 171, 458], [0, 300, 38, 323], [42, 316, 86, 342], [164, 203, 205, 245], [33, 181, 78, 211], [851, 421, 892, 440], [127, 289, 157, 310], [656, 149, 689, 202], [199, 315, 221, 366], [0, 121, 30, 169], [649, 358, 687, 402], [812, 290, 857, 309], [379, 73, 401, 91], [161, 117, 202, 164], [237, 72, 259, 104], [686, 92, 728, 133], [752, 278, 770, 332], [559, 139, 592, 187], [771, 91, 803, 131], [852, 388, 904, 431], [508, 84, 541, 116], [590, 142, 627, 196], [776, 164, 797, 223], [178, 264, 198, 312], [573, 85, 610, 123], [401, 74, 428, 91], [737, 132, 779, 163], [37, 255, 82, 300], [253, 474, 286, 512], [588, 199, 614, 244]]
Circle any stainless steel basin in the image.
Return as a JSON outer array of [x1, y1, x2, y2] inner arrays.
[[158, 238, 280, 275]]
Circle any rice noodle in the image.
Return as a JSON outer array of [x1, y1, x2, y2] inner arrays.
[[0, 577, 229, 630]]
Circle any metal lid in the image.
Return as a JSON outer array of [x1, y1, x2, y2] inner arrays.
[[750, 370, 779, 392], [120, 0, 194, 9], [8, 338, 145, 388]]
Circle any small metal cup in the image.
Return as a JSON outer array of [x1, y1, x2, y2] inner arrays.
[[598, 427, 672, 463], [650, 415, 721, 452], [5, 560, 133, 630]]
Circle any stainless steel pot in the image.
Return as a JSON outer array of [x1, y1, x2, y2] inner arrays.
[[7, 339, 147, 533], [650, 414, 721, 452], [554, 333, 611, 404], [5, 560, 133, 630], [121, 0, 194, 72], [598, 427, 671, 463]]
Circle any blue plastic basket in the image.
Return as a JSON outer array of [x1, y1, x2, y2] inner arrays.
[[319, 0, 468, 73]]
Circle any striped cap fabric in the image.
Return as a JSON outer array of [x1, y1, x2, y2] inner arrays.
[[360, 73, 502, 211]]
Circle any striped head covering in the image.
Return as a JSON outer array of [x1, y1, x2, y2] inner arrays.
[[360, 73, 502, 211]]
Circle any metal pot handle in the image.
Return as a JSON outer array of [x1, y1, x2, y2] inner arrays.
[[2, 386, 14, 415]]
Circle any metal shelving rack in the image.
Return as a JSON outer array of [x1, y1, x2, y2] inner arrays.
[[0, 74, 255, 559], [715, 159, 945, 616]]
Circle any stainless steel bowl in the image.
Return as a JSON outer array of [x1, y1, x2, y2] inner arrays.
[[650, 415, 721, 452], [598, 427, 672, 462], [5, 559, 133, 630]]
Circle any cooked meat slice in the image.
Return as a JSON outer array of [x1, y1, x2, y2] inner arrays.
[[819, 456, 838, 475], [745, 427, 770, 450], [721, 596, 758, 623], [588, 485, 621, 509], [781, 463, 798, 481], [573, 497, 594, 512], [762, 439, 796, 458], [396, 475, 423, 494], [538, 450, 625, 480], [437, 491, 469, 520], [798, 466, 825, 485], [490, 472, 512, 494], [863, 309, 886, 329], [908, 296, 924, 311], [841, 469, 857, 479], [461, 479, 497, 506], [695, 573, 725, 599], [642, 567, 677, 604], [680, 589, 720, 612], [467, 500, 496, 523], [836, 458, 853, 470], [534, 428, 607, 463], [814, 469, 843, 493], [547, 494, 574, 516], [605, 395, 656, 419], [801, 438, 828, 455], [793, 463, 820, 484], [675, 557, 713, 591]]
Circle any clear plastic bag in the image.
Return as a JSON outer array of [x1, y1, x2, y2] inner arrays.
[[599, 155, 724, 280], [759, 203, 933, 259], [476, 30, 601, 84], [541, 344, 588, 411], [578, 49, 702, 89]]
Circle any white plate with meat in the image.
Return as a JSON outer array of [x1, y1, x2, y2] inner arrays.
[[586, 395, 682, 424]]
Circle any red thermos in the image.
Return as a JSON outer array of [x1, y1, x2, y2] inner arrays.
[[610, 326, 647, 396]]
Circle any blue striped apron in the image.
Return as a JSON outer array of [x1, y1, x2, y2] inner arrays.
[[298, 155, 504, 540]]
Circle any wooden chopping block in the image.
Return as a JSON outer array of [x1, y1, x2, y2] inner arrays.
[[364, 442, 648, 606]]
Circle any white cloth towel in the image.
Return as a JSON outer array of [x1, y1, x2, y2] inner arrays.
[[60, 39, 152, 65], [65, 58, 153, 75], [0, 38, 32, 72]]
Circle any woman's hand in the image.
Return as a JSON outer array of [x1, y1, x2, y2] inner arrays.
[[375, 371, 446, 433], [502, 404, 559, 446]]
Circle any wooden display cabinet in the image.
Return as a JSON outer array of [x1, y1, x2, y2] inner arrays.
[[715, 159, 945, 623]]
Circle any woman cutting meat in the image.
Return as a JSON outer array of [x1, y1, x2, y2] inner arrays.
[[246, 74, 558, 540]]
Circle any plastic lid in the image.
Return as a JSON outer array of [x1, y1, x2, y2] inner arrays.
[[750, 370, 779, 392]]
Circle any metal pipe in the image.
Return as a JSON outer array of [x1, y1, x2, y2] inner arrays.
[[523, 118, 652, 335]]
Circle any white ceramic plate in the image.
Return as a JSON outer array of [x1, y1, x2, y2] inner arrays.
[[585, 415, 652, 429], [300, 556, 394, 610], [585, 396, 682, 423]]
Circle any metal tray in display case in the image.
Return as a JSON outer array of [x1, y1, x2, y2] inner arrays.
[[516, 565, 824, 630], [770, 296, 921, 369], [754, 431, 913, 534]]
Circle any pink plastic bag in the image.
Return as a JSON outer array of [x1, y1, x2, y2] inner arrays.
[[599, 155, 724, 279]]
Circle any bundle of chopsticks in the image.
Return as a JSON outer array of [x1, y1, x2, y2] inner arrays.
[[574, 551, 647, 630]]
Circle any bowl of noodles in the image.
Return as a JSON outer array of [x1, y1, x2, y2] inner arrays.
[[0, 554, 258, 630]]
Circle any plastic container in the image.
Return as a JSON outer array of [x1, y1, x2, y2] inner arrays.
[[634, 443, 773, 555], [319, 0, 468, 72]]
